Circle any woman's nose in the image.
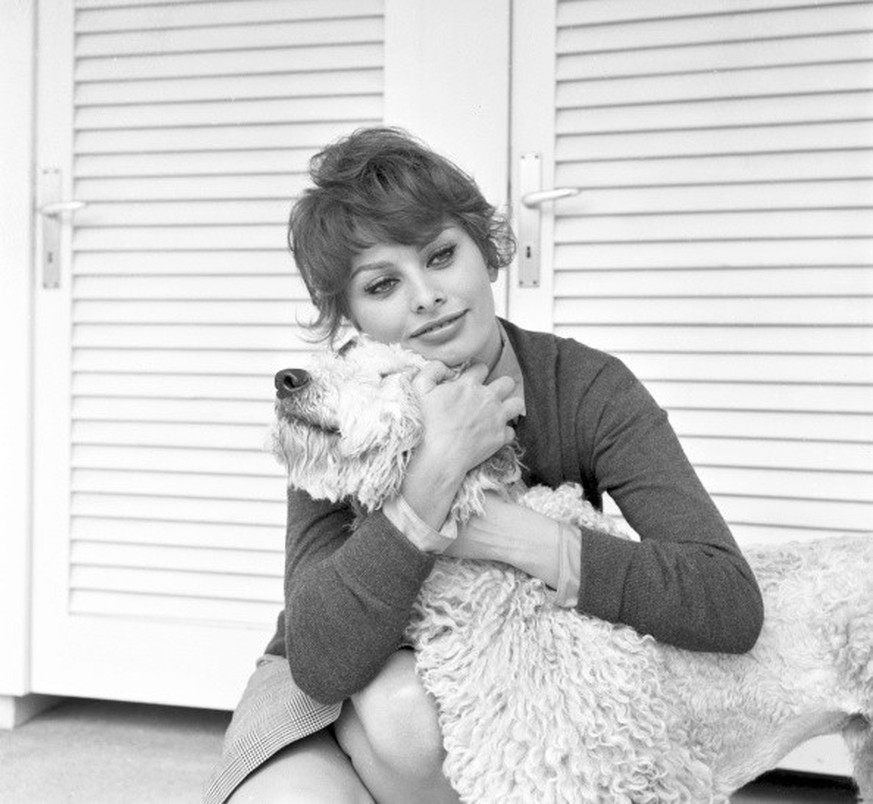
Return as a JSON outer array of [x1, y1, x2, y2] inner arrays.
[[275, 368, 310, 399], [410, 276, 445, 312]]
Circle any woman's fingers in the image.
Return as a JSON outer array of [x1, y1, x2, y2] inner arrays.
[[411, 360, 453, 394]]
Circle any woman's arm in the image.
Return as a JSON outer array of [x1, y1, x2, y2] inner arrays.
[[282, 361, 524, 705], [446, 349, 763, 654], [575, 357, 764, 653], [282, 490, 435, 705]]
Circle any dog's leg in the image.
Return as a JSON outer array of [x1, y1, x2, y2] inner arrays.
[[843, 716, 873, 802]]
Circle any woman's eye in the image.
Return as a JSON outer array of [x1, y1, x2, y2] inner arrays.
[[365, 277, 397, 296], [428, 244, 455, 267]]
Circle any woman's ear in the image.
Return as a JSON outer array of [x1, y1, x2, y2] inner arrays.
[[488, 265, 499, 282]]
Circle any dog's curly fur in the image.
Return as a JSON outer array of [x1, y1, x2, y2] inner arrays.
[[272, 337, 873, 803]]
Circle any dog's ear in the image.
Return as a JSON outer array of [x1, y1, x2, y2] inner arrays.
[[337, 373, 422, 454]]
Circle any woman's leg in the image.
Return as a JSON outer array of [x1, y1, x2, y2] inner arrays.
[[227, 727, 374, 804], [334, 649, 459, 804]]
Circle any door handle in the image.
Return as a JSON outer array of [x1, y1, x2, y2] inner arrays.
[[517, 153, 579, 288], [38, 169, 86, 289], [39, 200, 87, 216], [521, 187, 580, 208]]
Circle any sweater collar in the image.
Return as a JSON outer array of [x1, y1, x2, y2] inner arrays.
[[486, 319, 526, 417]]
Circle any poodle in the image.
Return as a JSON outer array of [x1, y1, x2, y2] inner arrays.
[[271, 337, 873, 803]]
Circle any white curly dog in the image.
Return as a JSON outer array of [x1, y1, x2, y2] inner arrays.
[[271, 337, 873, 804]]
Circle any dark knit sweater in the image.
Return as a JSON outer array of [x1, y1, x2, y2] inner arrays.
[[264, 320, 764, 705]]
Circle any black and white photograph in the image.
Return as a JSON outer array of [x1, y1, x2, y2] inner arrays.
[[1, 1, 871, 801]]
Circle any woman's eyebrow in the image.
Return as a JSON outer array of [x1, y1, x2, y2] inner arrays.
[[350, 260, 393, 279]]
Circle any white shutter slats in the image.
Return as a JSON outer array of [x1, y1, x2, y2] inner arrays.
[[71, 541, 281, 578], [75, 121, 373, 153], [698, 466, 871, 505], [75, 251, 293, 274], [556, 151, 873, 189], [553, 178, 873, 213], [73, 446, 277, 477], [72, 516, 279, 551], [68, 591, 280, 624], [75, 152, 312, 179], [555, 209, 873, 241], [72, 421, 265, 450], [555, 297, 872, 326], [559, 62, 873, 110], [556, 239, 873, 269], [75, 17, 383, 58], [76, 96, 381, 130], [73, 324, 307, 351], [558, 124, 873, 168], [72, 469, 280, 501], [76, 70, 382, 107], [76, 0, 382, 30], [75, 174, 310, 202], [67, 0, 384, 623], [558, 92, 873, 134], [682, 437, 870, 475], [667, 409, 873, 444], [559, 0, 855, 27], [73, 300, 313, 324], [647, 381, 872, 415], [615, 352, 872, 386], [71, 373, 281, 400], [72, 493, 283, 527], [555, 0, 873, 543], [75, 226, 288, 251], [555, 267, 873, 296], [73, 349, 302, 376], [560, 32, 873, 81], [70, 565, 280, 603], [74, 275, 306, 301], [558, 4, 873, 54], [76, 44, 383, 83], [71, 516, 279, 554], [72, 396, 274, 424], [568, 326, 872, 355], [711, 494, 871, 533]]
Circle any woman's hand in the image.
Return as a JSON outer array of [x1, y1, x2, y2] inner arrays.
[[399, 361, 524, 532], [444, 491, 568, 592]]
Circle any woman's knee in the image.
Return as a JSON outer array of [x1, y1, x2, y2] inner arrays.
[[343, 650, 445, 781], [227, 729, 374, 804]]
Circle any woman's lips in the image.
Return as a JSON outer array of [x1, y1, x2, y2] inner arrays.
[[410, 311, 467, 342]]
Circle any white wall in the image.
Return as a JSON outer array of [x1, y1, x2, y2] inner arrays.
[[0, 0, 36, 698]]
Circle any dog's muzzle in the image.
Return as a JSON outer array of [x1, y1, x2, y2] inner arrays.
[[275, 368, 311, 399]]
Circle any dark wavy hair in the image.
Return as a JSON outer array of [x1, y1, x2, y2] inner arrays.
[[288, 127, 516, 343]]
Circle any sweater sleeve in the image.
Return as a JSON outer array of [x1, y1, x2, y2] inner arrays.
[[575, 357, 764, 654], [281, 487, 435, 704]]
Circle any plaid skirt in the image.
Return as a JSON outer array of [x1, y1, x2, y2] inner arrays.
[[203, 654, 343, 804]]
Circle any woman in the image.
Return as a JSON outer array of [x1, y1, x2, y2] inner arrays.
[[206, 127, 764, 804]]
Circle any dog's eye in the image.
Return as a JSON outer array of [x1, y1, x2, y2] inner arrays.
[[376, 368, 406, 381], [337, 339, 359, 357]]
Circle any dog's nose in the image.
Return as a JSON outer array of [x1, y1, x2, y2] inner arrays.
[[275, 369, 311, 398]]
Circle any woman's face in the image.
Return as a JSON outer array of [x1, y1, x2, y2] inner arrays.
[[345, 225, 502, 369]]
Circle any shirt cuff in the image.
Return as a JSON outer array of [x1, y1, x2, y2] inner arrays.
[[382, 494, 458, 554], [554, 522, 581, 608]]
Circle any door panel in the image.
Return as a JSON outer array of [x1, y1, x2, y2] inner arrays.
[[510, 0, 873, 549], [31, 0, 511, 711], [509, 0, 872, 776], [32, 0, 386, 709]]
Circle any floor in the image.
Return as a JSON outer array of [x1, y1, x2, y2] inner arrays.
[[0, 698, 860, 803]]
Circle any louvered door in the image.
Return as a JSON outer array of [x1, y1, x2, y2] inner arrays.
[[508, 0, 872, 775], [510, 0, 873, 548], [32, 0, 385, 708]]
